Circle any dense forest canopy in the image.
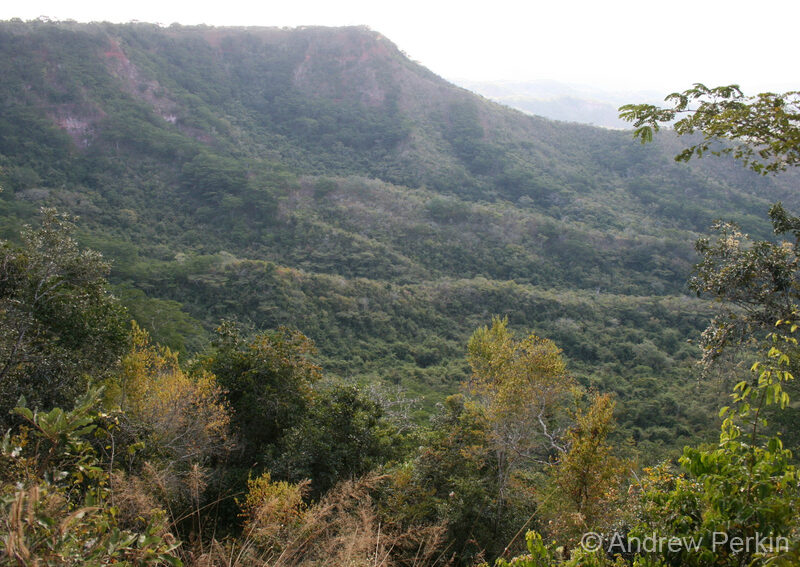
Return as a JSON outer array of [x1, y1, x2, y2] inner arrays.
[[2, 20, 797, 450], [0, 19, 798, 566]]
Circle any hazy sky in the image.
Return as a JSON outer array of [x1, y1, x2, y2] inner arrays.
[[2, 0, 796, 94]]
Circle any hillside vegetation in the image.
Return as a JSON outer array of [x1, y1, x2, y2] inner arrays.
[[0, 20, 795, 450], [1, 19, 799, 566]]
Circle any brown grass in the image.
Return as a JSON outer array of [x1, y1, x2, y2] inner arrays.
[[186, 473, 450, 567]]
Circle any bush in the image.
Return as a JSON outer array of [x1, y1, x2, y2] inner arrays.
[[0, 389, 181, 566]]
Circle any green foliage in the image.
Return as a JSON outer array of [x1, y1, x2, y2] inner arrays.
[[0, 389, 182, 566], [181, 153, 248, 200], [467, 316, 571, 430], [492, 530, 651, 567], [496, 325, 799, 567], [620, 84, 800, 174], [467, 316, 574, 540], [621, 82, 800, 454], [6, 22, 800, 564], [200, 322, 321, 458], [629, 322, 800, 567], [0, 208, 128, 424], [1, 21, 790, 455], [381, 317, 598, 565], [485, 80, 800, 567], [687, 204, 800, 453], [114, 284, 207, 353], [276, 381, 400, 497], [406, 393, 505, 563], [541, 394, 629, 547], [690, 213, 800, 366]]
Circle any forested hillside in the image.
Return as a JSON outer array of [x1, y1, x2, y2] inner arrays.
[[0, 20, 796, 446], [2, 19, 800, 567]]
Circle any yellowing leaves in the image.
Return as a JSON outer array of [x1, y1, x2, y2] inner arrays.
[[239, 472, 309, 553], [117, 322, 231, 465], [467, 315, 571, 427]]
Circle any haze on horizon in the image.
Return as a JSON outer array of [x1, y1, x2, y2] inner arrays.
[[1, 0, 796, 96]]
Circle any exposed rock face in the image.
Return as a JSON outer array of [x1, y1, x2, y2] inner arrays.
[[103, 37, 179, 124]]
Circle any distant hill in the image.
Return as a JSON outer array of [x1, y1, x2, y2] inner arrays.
[[454, 79, 665, 128], [0, 20, 795, 455]]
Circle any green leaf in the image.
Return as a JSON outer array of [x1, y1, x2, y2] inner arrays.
[[12, 406, 33, 421]]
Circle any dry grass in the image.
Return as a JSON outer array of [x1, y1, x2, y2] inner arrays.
[[187, 473, 450, 567], [110, 470, 169, 534]]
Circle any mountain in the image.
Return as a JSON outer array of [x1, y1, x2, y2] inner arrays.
[[0, 20, 794, 454], [452, 79, 665, 129]]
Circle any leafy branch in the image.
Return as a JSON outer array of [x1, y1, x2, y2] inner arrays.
[[620, 84, 800, 174]]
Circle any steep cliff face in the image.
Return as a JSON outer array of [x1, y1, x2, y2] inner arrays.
[[3, 20, 796, 231], [0, 23, 565, 195]]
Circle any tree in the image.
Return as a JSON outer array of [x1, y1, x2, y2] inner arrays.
[[275, 381, 398, 497], [495, 83, 800, 567], [115, 322, 231, 473], [467, 316, 574, 492], [540, 393, 629, 548], [688, 214, 799, 367], [622, 85, 800, 449], [629, 322, 800, 567], [0, 208, 128, 424], [200, 322, 321, 460], [493, 321, 800, 567], [409, 393, 500, 564], [466, 316, 574, 552], [619, 84, 800, 174]]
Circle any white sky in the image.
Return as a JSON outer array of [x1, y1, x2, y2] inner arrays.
[[2, 0, 797, 94]]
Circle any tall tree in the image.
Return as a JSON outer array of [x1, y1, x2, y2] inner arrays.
[[621, 85, 800, 448], [201, 322, 321, 460], [467, 316, 573, 537], [540, 393, 628, 547], [276, 381, 398, 497], [0, 208, 128, 423]]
